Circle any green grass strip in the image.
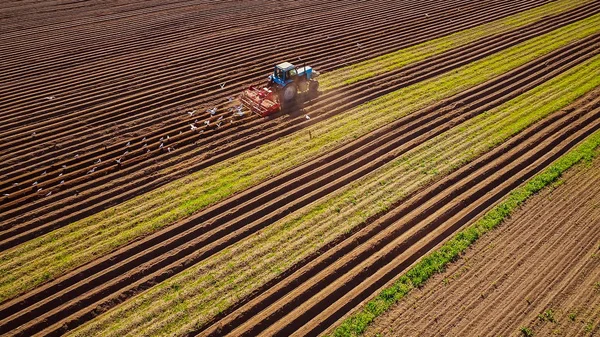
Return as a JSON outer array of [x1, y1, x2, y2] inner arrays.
[[2, 12, 599, 304], [67, 51, 600, 337], [318, 0, 593, 90], [327, 129, 600, 337]]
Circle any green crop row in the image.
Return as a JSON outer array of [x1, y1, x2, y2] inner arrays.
[[2, 9, 599, 304], [318, 0, 593, 90], [326, 117, 600, 337], [68, 46, 600, 337]]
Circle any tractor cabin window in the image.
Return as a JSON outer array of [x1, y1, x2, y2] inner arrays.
[[275, 68, 284, 79]]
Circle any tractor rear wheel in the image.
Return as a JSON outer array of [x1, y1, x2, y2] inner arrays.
[[281, 83, 297, 102]]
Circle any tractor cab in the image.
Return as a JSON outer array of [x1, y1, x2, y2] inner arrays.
[[270, 62, 297, 87]]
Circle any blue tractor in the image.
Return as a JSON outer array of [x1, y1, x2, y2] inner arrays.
[[242, 62, 320, 116]]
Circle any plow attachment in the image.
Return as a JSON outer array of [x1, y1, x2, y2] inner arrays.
[[240, 86, 281, 117]]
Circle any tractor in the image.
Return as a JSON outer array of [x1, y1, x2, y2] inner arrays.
[[241, 62, 320, 117]]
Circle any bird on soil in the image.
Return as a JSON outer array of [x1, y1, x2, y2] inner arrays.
[[305, 115, 311, 120], [208, 107, 217, 116]]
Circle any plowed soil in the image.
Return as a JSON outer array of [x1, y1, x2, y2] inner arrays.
[[0, 0, 554, 245], [2, 0, 600, 336], [365, 150, 600, 337]]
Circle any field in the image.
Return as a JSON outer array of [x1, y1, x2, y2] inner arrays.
[[364, 150, 600, 337], [1, 0, 600, 336]]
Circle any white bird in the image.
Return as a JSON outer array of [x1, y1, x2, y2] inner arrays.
[[305, 115, 311, 120], [167, 135, 170, 140], [60, 180, 64, 185], [204, 120, 210, 126], [62, 165, 67, 169], [167, 147, 172, 153], [126, 141, 131, 147], [74, 154, 79, 159], [31, 131, 36, 137], [220, 82, 226, 89], [228, 96, 234, 102], [194, 119, 199, 124], [188, 110, 196, 116], [12, 182, 18, 186], [45, 96, 54, 100], [96, 158, 102, 164], [59, 172, 63, 177], [42, 170, 47, 176], [160, 137, 164, 142], [217, 115, 223, 122], [88, 167, 96, 174], [142, 137, 146, 142], [179, 131, 182, 135], [116, 158, 122, 164], [357, 42, 362, 48], [208, 107, 217, 116], [425, 13, 429, 18], [159, 143, 164, 149], [146, 148, 150, 153], [46, 191, 52, 197], [37, 188, 42, 192], [2, 193, 9, 196], [123, 150, 129, 155], [198, 130, 204, 135], [216, 122, 222, 128], [191, 124, 198, 131], [143, 143, 148, 148], [32, 181, 38, 186]]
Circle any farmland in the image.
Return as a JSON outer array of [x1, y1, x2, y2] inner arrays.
[[1, 0, 600, 336]]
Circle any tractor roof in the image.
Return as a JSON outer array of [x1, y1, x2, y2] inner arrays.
[[276, 62, 295, 70]]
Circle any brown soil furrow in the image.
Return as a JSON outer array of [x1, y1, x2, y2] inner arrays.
[[0, 0, 498, 125], [0, 0, 540, 160], [267, 113, 600, 337], [401, 168, 600, 333], [365, 154, 600, 337], [2, 22, 597, 337], [0, 0, 547, 183], [0, 0, 361, 75], [214, 103, 600, 336], [0, 0, 484, 106], [2, 7, 589, 248], [451, 207, 600, 336], [454, 170, 600, 336]]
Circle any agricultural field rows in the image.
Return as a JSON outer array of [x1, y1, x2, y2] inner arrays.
[[0, 0, 573, 243], [364, 148, 600, 337], [1, 0, 600, 336]]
